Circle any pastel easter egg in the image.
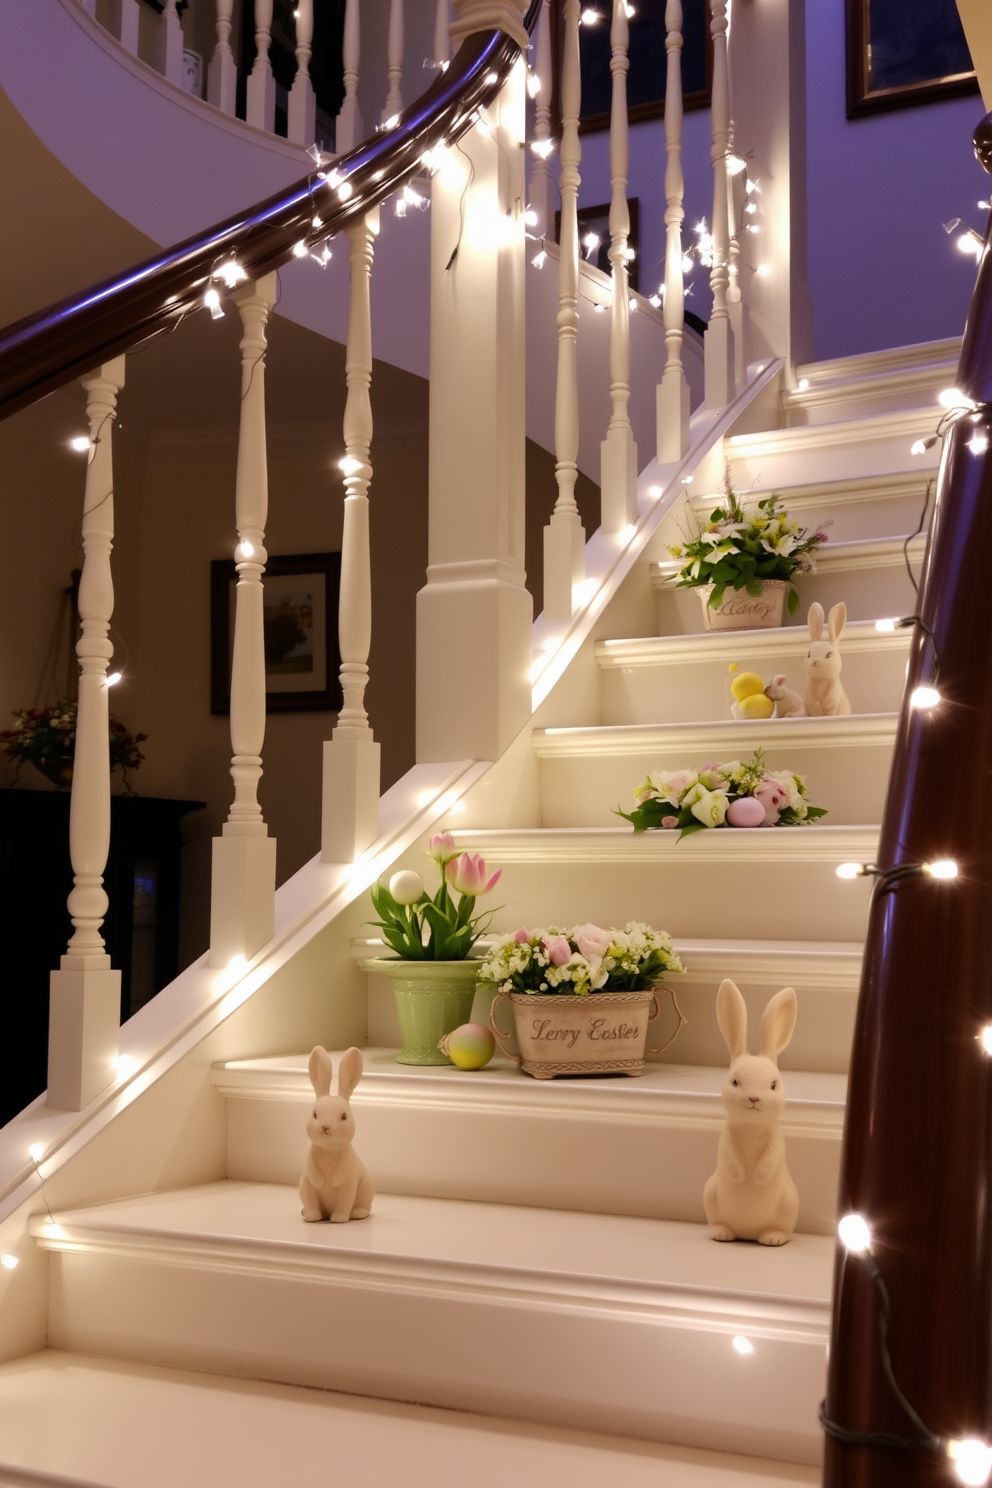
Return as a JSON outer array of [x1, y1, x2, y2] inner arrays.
[[726, 795, 766, 828], [441, 1023, 496, 1070], [730, 671, 765, 702], [739, 692, 775, 720]]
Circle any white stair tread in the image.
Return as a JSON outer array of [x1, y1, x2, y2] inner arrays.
[[0, 1350, 819, 1488], [534, 714, 897, 755], [32, 1184, 833, 1315], [214, 1051, 847, 1131], [595, 621, 911, 667], [650, 534, 924, 583], [447, 824, 879, 863]]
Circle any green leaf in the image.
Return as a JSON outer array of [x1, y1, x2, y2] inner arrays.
[[677, 819, 708, 841], [709, 584, 726, 610], [786, 587, 799, 615]]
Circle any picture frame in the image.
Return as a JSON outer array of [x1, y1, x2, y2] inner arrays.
[[845, 0, 978, 119], [550, 0, 712, 136], [210, 552, 342, 715]]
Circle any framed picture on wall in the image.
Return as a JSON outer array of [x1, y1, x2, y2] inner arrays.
[[210, 552, 343, 715], [551, 0, 712, 135], [846, 0, 978, 118]]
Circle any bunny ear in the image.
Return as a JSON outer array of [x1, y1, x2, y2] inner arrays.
[[808, 602, 824, 641], [308, 1046, 333, 1098], [336, 1046, 364, 1100], [828, 602, 847, 643], [716, 980, 748, 1060], [760, 988, 798, 1060]]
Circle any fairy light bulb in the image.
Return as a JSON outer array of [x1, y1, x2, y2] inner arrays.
[[910, 685, 941, 710], [923, 859, 958, 880], [105, 672, 122, 688], [28, 1144, 43, 1163], [69, 436, 91, 453], [948, 1439, 992, 1487], [980, 1025, 992, 1056], [531, 138, 554, 159], [838, 1213, 872, 1254], [0, 1255, 17, 1270], [204, 287, 224, 320], [732, 1335, 754, 1355], [532, 250, 547, 269], [292, 241, 309, 258], [836, 863, 866, 880], [339, 456, 362, 476], [939, 388, 977, 411], [967, 431, 989, 455], [527, 71, 541, 97]]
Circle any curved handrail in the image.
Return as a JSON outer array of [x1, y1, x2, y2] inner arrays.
[[0, 4, 539, 421]]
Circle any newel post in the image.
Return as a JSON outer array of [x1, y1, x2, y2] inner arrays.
[[48, 357, 126, 1111], [209, 275, 278, 967], [416, 0, 533, 763]]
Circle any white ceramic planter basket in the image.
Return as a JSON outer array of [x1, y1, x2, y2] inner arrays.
[[489, 986, 687, 1079], [696, 579, 788, 631]]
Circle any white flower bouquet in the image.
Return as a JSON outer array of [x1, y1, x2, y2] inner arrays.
[[478, 921, 685, 997], [616, 749, 826, 839]]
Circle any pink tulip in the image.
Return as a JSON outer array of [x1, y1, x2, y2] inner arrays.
[[445, 851, 502, 897], [427, 832, 459, 864], [543, 934, 572, 966], [514, 927, 531, 943]]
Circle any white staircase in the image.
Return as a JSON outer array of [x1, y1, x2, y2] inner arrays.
[[0, 343, 949, 1483]]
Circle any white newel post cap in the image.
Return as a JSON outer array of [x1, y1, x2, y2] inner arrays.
[[450, 0, 528, 52]]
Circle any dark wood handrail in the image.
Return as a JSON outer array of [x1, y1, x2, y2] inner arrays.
[[823, 112, 992, 1485], [0, 4, 539, 421]]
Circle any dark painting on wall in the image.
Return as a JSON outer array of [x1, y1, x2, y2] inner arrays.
[[846, 0, 978, 117]]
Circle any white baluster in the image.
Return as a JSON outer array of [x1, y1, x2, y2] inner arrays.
[[656, 0, 690, 461], [208, 0, 238, 115], [108, 0, 140, 54], [600, 0, 637, 532], [434, 0, 451, 68], [726, 50, 746, 388], [382, 0, 405, 123], [323, 214, 381, 862], [705, 0, 735, 408], [153, 0, 185, 86], [543, 0, 585, 622], [246, 0, 277, 133], [47, 357, 126, 1111], [209, 275, 278, 967], [529, 0, 553, 239], [336, 0, 362, 153], [288, 0, 317, 144]]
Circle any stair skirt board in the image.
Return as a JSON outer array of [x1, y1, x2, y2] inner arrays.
[[33, 1186, 831, 1467]]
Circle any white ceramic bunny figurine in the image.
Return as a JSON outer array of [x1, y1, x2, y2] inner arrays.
[[803, 601, 852, 716], [764, 673, 805, 718], [299, 1046, 375, 1223], [703, 979, 799, 1246]]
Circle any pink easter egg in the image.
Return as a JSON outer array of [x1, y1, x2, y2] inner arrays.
[[726, 795, 766, 828]]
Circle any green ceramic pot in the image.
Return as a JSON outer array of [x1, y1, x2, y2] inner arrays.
[[364, 958, 481, 1065]]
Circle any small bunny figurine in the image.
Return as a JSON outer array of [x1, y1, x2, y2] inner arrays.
[[299, 1046, 375, 1223], [804, 601, 852, 716], [764, 673, 805, 719], [703, 979, 799, 1246]]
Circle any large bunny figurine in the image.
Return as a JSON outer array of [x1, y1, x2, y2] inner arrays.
[[703, 979, 799, 1246], [299, 1046, 375, 1223], [804, 601, 852, 716]]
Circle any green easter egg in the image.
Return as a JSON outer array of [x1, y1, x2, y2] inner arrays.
[[445, 1022, 496, 1070]]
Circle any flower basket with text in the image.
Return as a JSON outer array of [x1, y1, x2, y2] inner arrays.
[[0, 702, 147, 790], [670, 480, 828, 631], [480, 923, 686, 1079], [616, 750, 827, 839], [365, 834, 501, 1066]]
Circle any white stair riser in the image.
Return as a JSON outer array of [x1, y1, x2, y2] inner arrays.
[[784, 374, 957, 427], [43, 1248, 827, 1465], [653, 560, 921, 636], [651, 477, 934, 549], [540, 741, 892, 828], [600, 646, 908, 727], [447, 859, 873, 943], [223, 1091, 841, 1233]]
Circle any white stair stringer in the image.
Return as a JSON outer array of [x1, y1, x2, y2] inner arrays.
[[0, 1350, 820, 1488], [31, 1184, 832, 1467]]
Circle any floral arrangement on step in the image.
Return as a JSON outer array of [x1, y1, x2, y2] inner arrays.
[[369, 834, 501, 961], [616, 750, 826, 838], [670, 476, 828, 616], [478, 922, 684, 997], [0, 701, 147, 789]]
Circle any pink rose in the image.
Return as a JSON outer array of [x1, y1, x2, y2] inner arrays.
[[661, 815, 679, 829], [573, 923, 611, 960], [543, 934, 571, 966], [753, 781, 788, 826], [514, 927, 531, 943]]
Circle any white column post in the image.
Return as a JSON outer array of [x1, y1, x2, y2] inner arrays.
[[382, 0, 405, 122], [322, 214, 382, 863], [704, 0, 734, 409], [543, 0, 585, 622], [417, 0, 532, 762], [209, 275, 278, 968], [656, 0, 690, 462], [336, 0, 363, 153], [108, 0, 140, 54], [528, 0, 553, 238], [288, 0, 317, 144], [599, 0, 637, 533], [208, 0, 238, 115], [434, 0, 451, 68], [47, 358, 125, 1112], [152, 0, 185, 86], [725, 36, 746, 389], [246, 0, 277, 133]]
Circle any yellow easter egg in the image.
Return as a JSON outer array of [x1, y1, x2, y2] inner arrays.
[[730, 671, 765, 702], [739, 692, 775, 719]]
